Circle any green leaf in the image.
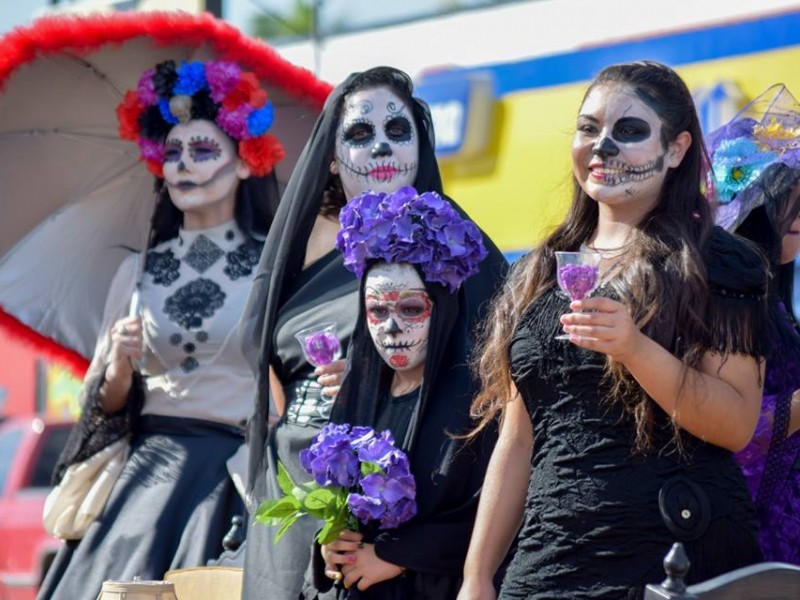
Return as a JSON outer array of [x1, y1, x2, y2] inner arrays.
[[274, 511, 304, 544], [254, 496, 302, 523], [317, 519, 346, 545], [303, 487, 337, 513], [292, 481, 319, 503], [276, 462, 297, 496], [360, 461, 384, 477]]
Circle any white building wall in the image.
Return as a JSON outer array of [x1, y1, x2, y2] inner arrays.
[[274, 0, 800, 81]]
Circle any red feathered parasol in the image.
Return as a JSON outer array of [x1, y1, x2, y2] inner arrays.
[[0, 12, 333, 377]]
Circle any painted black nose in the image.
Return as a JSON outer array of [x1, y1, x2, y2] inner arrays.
[[371, 142, 392, 158], [384, 317, 402, 334], [178, 160, 187, 172], [592, 137, 619, 158]]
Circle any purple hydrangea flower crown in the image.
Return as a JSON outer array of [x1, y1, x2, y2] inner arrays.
[[336, 186, 488, 293]]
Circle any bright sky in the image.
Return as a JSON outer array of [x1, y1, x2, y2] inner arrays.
[[0, 0, 454, 35]]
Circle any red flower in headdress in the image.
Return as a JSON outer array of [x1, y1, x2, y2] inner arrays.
[[239, 134, 285, 177], [117, 90, 144, 141], [223, 72, 267, 111], [144, 158, 164, 178]]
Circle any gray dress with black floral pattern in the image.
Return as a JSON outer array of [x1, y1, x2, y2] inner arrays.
[[38, 220, 261, 600]]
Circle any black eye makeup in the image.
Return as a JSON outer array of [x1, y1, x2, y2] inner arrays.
[[164, 139, 183, 163], [384, 116, 413, 143], [612, 117, 652, 143], [342, 119, 375, 147], [188, 136, 222, 162]]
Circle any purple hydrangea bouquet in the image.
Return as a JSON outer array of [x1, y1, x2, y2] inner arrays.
[[255, 423, 417, 544]]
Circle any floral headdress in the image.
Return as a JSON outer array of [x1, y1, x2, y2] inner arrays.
[[706, 84, 800, 230], [336, 186, 487, 293], [116, 59, 285, 178]]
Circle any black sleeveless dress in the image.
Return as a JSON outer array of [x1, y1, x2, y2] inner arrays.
[[500, 233, 764, 599]]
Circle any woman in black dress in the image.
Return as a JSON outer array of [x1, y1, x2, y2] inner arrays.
[[240, 67, 507, 599], [458, 61, 768, 600]]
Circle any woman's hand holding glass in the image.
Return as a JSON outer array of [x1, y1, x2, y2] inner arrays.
[[555, 251, 601, 340], [559, 295, 645, 363], [295, 323, 344, 399]]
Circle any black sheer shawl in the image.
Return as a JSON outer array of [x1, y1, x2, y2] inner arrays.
[[240, 69, 508, 504]]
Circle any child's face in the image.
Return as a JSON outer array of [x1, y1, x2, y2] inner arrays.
[[364, 263, 431, 373]]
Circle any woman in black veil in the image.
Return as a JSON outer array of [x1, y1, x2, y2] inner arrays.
[[239, 67, 507, 598]]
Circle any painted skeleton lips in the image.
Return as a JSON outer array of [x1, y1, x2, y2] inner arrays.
[[369, 165, 398, 181], [381, 340, 417, 350]]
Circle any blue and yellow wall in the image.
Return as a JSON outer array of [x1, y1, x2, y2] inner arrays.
[[418, 9, 800, 254]]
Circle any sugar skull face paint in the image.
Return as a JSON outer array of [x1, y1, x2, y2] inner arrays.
[[163, 119, 249, 218], [572, 84, 673, 207], [335, 87, 419, 199], [364, 263, 431, 373]]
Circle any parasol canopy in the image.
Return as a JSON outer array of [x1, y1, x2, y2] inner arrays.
[[0, 11, 332, 375]]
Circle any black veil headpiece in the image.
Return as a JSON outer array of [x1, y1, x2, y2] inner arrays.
[[240, 66, 509, 499]]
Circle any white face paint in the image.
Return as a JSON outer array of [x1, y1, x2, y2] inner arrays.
[[572, 84, 674, 209], [335, 86, 419, 199], [162, 119, 250, 223], [364, 263, 431, 374]]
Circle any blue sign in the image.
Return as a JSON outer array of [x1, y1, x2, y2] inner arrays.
[[416, 70, 495, 159]]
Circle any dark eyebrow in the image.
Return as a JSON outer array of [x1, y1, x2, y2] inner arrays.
[[577, 114, 599, 122]]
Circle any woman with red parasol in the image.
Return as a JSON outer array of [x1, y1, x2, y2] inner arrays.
[[0, 11, 328, 598]]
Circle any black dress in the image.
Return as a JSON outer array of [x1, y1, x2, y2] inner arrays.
[[501, 234, 764, 599], [247, 249, 359, 600]]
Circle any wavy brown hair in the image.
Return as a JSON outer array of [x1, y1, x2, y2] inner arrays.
[[469, 61, 714, 452]]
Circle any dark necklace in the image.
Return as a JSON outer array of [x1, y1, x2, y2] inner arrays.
[[580, 241, 631, 260]]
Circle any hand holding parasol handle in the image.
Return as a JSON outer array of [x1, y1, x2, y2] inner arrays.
[[127, 286, 143, 372]]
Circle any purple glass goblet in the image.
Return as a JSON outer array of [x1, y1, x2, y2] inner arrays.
[[295, 323, 342, 367], [555, 251, 601, 340]]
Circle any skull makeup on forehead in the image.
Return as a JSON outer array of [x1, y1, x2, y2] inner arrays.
[[334, 87, 419, 199], [364, 263, 431, 373]]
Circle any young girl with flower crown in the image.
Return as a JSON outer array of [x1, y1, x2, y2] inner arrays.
[[300, 186, 495, 600]]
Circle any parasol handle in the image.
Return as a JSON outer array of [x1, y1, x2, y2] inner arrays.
[[128, 286, 142, 372]]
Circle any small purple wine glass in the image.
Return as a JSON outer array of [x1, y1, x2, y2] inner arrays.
[[295, 323, 342, 367], [555, 251, 601, 340]]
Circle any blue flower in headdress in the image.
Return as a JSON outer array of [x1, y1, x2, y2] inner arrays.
[[173, 61, 208, 97], [712, 137, 776, 204], [247, 103, 274, 136], [158, 98, 179, 125]]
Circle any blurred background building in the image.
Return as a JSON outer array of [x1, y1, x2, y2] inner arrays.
[[3, 0, 800, 416]]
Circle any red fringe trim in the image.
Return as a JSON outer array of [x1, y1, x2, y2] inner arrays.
[[0, 307, 89, 378], [0, 11, 333, 107], [0, 12, 332, 376]]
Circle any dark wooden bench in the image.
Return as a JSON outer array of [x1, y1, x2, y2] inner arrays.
[[644, 542, 800, 599]]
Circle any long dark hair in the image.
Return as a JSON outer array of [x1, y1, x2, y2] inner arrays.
[[318, 66, 440, 217], [470, 61, 713, 451]]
